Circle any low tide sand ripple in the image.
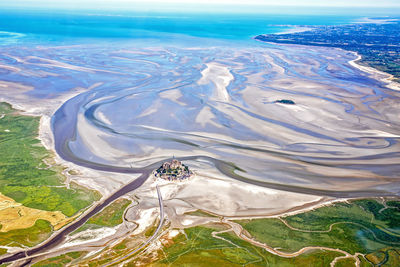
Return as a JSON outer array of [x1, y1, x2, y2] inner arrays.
[[1, 44, 399, 196]]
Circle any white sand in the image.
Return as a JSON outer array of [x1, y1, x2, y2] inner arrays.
[[130, 207, 159, 235], [159, 89, 186, 106], [0, 80, 139, 197], [131, 160, 327, 231], [276, 26, 313, 35], [198, 62, 233, 102], [1, 44, 399, 258], [349, 52, 400, 91], [195, 106, 222, 128], [60, 227, 118, 249]]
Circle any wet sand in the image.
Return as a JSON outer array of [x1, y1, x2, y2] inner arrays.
[[43, 44, 400, 196], [1, 43, 399, 196], [1, 42, 400, 264]]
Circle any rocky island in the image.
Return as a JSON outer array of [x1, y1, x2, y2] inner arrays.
[[153, 159, 193, 181]]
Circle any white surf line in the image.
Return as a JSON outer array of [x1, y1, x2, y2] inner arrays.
[[348, 52, 400, 91], [102, 185, 164, 267], [275, 26, 313, 35]]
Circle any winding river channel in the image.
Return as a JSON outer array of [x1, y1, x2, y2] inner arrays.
[[47, 44, 400, 196], [1, 41, 400, 264]]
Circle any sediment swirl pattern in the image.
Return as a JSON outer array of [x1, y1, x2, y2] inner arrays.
[[1, 43, 399, 196]]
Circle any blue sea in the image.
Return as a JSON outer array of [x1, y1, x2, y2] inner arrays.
[[0, 7, 399, 46]]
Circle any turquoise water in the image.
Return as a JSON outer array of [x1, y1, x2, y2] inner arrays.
[[0, 8, 389, 46]]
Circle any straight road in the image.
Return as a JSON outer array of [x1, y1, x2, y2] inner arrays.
[[102, 185, 164, 266]]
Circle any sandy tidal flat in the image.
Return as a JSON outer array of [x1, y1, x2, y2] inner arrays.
[[0, 43, 399, 198]]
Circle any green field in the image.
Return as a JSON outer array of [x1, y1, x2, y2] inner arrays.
[[32, 251, 87, 267], [75, 198, 132, 233], [0, 102, 101, 246], [0, 219, 52, 247], [2, 102, 400, 265], [126, 198, 400, 266], [237, 199, 400, 266], [184, 209, 219, 218], [88, 198, 131, 227], [130, 224, 342, 266], [0, 248, 7, 255]]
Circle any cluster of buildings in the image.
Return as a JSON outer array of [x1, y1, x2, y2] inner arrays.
[[153, 159, 193, 181]]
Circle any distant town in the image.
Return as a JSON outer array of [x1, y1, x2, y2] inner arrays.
[[153, 159, 193, 181], [256, 19, 400, 81]]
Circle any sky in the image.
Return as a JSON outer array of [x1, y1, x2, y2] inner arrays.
[[1, 0, 400, 15], [3, 0, 400, 8]]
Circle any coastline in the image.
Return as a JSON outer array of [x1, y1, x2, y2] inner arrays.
[[1, 40, 400, 264], [0, 87, 136, 197], [1, 86, 397, 265], [0, 10, 399, 265], [259, 16, 400, 92], [275, 26, 313, 35], [0, 85, 352, 222], [255, 39, 400, 92], [1, 39, 398, 209], [0, 43, 396, 217], [348, 51, 400, 91]]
